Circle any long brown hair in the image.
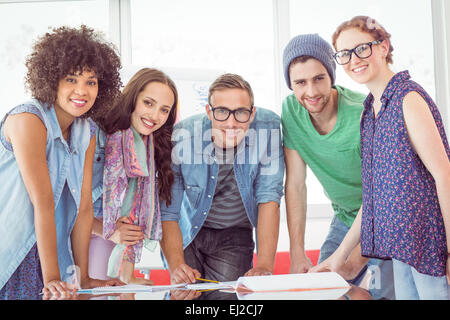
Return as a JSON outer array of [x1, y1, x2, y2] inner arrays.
[[100, 68, 178, 206]]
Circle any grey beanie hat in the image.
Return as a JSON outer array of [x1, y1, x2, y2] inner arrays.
[[283, 33, 336, 89]]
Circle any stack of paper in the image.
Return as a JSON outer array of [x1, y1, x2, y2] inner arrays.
[[234, 272, 350, 300]]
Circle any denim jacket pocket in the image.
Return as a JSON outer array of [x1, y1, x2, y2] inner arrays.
[[91, 143, 105, 217], [185, 184, 202, 209], [93, 145, 104, 184]]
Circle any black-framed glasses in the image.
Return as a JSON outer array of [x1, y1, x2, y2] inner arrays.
[[209, 105, 254, 123], [333, 40, 383, 65]]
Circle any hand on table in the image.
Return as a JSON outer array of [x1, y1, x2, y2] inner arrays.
[[42, 279, 77, 300], [170, 263, 201, 284], [289, 253, 313, 274], [81, 277, 125, 289], [244, 267, 272, 277], [42, 276, 125, 300], [309, 247, 369, 281]]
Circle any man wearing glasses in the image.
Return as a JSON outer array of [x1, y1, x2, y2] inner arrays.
[[160, 73, 284, 294], [281, 34, 394, 299]]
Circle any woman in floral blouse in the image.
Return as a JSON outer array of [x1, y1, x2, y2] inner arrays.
[[312, 16, 450, 300]]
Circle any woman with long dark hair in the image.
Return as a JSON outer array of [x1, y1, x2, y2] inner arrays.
[[90, 68, 178, 284]]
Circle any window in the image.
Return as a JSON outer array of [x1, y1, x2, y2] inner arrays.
[[0, 0, 443, 219], [289, 0, 436, 210], [0, 0, 110, 117], [289, 0, 436, 99], [130, 0, 276, 119]]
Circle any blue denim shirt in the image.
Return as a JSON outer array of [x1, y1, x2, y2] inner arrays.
[[0, 99, 94, 289], [161, 107, 285, 249]]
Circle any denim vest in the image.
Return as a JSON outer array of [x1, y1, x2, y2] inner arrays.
[[161, 107, 285, 249], [92, 128, 106, 219], [0, 99, 93, 289]]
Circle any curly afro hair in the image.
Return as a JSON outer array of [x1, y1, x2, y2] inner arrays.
[[24, 25, 122, 121]]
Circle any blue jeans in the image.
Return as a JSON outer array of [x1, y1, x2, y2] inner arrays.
[[318, 215, 396, 300], [183, 226, 255, 300], [392, 259, 449, 300]]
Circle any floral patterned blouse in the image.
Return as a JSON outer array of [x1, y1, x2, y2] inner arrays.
[[360, 70, 450, 277]]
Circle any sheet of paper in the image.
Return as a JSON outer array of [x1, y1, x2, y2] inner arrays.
[[234, 272, 350, 299], [77, 283, 186, 295], [78, 280, 238, 295], [237, 287, 350, 300], [185, 281, 237, 291]]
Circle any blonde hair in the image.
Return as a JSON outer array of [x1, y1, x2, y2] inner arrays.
[[332, 16, 394, 64]]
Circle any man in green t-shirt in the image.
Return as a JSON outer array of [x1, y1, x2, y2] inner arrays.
[[281, 34, 395, 300]]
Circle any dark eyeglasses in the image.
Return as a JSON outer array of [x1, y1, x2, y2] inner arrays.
[[209, 105, 253, 123], [333, 40, 383, 65]]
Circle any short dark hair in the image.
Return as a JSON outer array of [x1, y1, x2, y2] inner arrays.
[[290, 55, 316, 66]]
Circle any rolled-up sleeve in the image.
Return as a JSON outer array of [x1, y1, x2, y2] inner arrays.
[[160, 162, 184, 222], [254, 121, 285, 205]]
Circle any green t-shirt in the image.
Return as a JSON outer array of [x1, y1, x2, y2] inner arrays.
[[281, 85, 366, 227]]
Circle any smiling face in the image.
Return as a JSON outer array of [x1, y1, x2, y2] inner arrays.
[[54, 69, 98, 122], [206, 88, 255, 149], [335, 28, 390, 85], [130, 81, 175, 136], [289, 58, 333, 115]]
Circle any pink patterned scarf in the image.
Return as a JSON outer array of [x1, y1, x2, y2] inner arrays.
[[102, 127, 161, 277]]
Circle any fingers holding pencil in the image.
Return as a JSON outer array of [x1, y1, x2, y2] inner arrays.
[[171, 263, 201, 284]]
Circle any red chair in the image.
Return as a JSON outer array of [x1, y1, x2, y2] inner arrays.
[[270, 250, 320, 275]]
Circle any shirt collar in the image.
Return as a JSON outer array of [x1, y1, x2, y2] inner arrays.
[[44, 102, 90, 153], [46, 104, 66, 142], [364, 70, 411, 109], [380, 70, 410, 105]]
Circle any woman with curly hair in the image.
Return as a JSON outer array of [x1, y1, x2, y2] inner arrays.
[[0, 25, 123, 299], [90, 68, 178, 285]]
